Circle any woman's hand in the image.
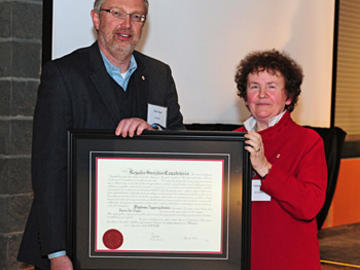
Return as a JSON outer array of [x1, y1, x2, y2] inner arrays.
[[244, 131, 272, 178]]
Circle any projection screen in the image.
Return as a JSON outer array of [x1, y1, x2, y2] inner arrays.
[[50, 0, 335, 126]]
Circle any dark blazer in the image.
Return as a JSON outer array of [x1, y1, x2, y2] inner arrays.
[[18, 42, 184, 269]]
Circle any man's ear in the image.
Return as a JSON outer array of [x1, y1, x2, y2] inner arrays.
[[91, 10, 100, 31]]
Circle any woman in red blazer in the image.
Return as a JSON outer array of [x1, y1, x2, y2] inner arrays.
[[233, 50, 327, 270]]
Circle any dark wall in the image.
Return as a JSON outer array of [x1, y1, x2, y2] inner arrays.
[[0, 0, 42, 269]]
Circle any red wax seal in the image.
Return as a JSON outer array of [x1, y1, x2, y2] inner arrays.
[[102, 229, 124, 250]]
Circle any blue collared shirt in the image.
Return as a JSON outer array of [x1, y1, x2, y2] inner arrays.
[[48, 250, 66, 259], [100, 51, 138, 91]]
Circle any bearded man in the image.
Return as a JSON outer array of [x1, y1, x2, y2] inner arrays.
[[18, 0, 184, 269]]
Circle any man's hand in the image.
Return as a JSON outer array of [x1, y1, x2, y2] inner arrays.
[[115, 118, 154, 138], [50, 255, 73, 270]]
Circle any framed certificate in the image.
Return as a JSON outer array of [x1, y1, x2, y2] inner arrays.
[[68, 130, 251, 270]]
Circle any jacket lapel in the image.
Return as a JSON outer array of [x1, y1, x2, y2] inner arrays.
[[132, 51, 149, 120], [88, 42, 120, 125]]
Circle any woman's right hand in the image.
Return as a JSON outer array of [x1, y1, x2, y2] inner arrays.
[[244, 131, 272, 178]]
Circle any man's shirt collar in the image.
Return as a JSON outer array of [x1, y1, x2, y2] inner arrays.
[[100, 50, 137, 91]]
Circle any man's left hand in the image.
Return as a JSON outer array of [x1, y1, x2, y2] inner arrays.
[[115, 118, 153, 138]]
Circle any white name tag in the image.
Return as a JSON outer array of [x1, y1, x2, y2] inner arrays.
[[252, 179, 271, 201], [147, 103, 167, 128]]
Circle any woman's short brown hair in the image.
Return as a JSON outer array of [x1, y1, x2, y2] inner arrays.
[[234, 49, 303, 112]]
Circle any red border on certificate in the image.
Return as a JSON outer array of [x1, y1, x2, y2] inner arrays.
[[94, 157, 224, 254]]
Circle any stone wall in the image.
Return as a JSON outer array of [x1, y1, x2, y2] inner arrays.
[[0, 0, 42, 269]]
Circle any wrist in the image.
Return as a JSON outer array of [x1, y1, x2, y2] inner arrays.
[[259, 163, 272, 179]]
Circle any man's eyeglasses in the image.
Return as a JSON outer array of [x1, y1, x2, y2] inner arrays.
[[100, 8, 146, 23]]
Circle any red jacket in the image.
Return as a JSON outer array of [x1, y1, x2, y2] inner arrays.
[[234, 111, 327, 270]]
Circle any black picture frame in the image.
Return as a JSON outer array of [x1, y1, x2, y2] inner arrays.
[[68, 130, 251, 270]]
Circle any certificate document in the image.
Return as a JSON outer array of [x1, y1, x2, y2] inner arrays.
[[69, 131, 251, 270], [94, 157, 225, 254]]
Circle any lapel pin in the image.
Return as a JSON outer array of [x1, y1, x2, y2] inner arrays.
[[141, 75, 146, 81], [276, 154, 281, 159]]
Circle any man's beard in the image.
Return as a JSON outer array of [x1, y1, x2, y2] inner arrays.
[[100, 31, 139, 62], [108, 38, 136, 62]]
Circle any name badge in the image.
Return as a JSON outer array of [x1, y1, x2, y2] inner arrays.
[[252, 179, 271, 201], [147, 104, 167, 128]]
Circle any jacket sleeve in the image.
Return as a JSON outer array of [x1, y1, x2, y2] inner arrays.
[[163, 65, 184, 130], [261, 135, 327, 221], [31, 61, 72, 255]]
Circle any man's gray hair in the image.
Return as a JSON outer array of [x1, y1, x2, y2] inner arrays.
[[93, 0, 149, 15]]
